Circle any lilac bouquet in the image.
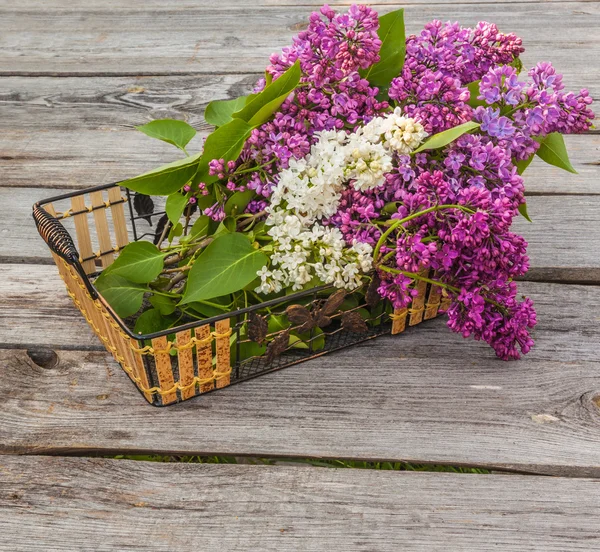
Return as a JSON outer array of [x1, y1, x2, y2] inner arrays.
[[102, 4, 594, 362]]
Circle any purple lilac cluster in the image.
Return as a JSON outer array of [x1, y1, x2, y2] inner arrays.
[[199, 5, 594, 360], [388, 20, 524, 134], [200, 4, 388, 209]]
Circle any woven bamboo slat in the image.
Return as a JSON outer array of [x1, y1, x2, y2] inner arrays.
[[107, 186, 129, 250], [70, 195, 97, 275], [425, 284, 442, 320], [175, 329, 196, 400], [151, 336, 178, 405], [195, 325, 214, 394], [391, 308, 408, 335], [89, 191, 115, 267], [215, 319, 231, 389], [409, 270, 428, 326]]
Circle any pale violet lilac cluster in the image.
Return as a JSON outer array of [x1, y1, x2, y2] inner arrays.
[[195, 5, 594, 360]]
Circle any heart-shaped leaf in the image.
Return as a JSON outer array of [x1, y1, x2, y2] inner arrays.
[[515, 153, 535, 175], [133, 308, 174, 335], [136, 119, 197, 152], [466, 80, 486, 108], [165, 192, 189, 225], [181, 233, 268, 304], [192, 118, 254, 187], [95, 274, 147, 318], [102, 241, 167, 283], [233, 61, 301, 125], [224, 189, 256, 215], [122, 151, 202, 196], [205, 96, 249, 127], [534, 132, 577, 174], [359, 9, 405, 90], [518, 202, 533, 222], [412, 121, 480, 153], [149, 293, 177, 316]]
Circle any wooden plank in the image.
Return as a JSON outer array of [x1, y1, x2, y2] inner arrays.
[[5, 190, 600, 280], [1, 276, 600, 476], [0, 456, 599, 552], [0, 3, 598, 84], [0, 76, 596, 191], [1, 0, 585, 11]]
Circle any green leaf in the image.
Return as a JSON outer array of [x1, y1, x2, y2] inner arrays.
[[136, 119, 196, 151], [412, 121, 481, 153], [224, 189, 255, 215], [204, 96, 248, 128], [192, 118, 254, 187], [122, 151, 202, 196], [165, 192, 189, 225], [149, 294, 177, 316], [383, 201, 400, 214], [534, 132, 577, 174], [518, 202, 532, 223], [190, 215, 210, 238], [181, 233, 268, 304], [466, 80, 486, 108], [233, 61, 301, 126], [134, 308, 172, 335], [359, 9, 405, 90], [101, 241, 166, 283], [95, 274, 146, 318], [515, 154, 535, 175]]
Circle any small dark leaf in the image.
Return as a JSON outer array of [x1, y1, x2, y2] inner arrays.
[[341, 311, 369, 334], [313, 311, 332, 329], [153, 214, 171, 246], [265, 329, 290, 363], [133, 192, 155, 225], [366, 273, 381, 307], [286, 304, 317, 333], [286, 304, 312, 325], [321, 289, 346, 316], [248, 312, 268, 345]]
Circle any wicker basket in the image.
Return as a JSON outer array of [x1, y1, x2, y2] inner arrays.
[[33, 182, 447, 406]]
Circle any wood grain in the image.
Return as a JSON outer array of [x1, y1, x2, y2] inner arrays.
[[2, 0, 587, 11], [1, 278, 600, 476], [0, 3, 598, 82], [6, 190, 600, 281], [0, 74, 598, 192], [1, 456, 599, 552]]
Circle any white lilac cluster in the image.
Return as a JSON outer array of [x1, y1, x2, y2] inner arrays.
[[269, 107, 427, 222], [255, 212, 373, 294], [256, 108, 427, 294]]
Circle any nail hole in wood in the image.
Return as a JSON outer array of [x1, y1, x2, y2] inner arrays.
[[26, 348, 59, 369]]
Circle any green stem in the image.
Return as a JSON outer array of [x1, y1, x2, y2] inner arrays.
[[151, 289, 182, 299], [372, 204, 475, 261], [378, 265, 460, 294]]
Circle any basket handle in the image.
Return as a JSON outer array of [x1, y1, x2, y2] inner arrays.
[[32, 204, 98, 299]]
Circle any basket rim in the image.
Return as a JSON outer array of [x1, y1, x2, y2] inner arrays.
[[34, 182, 336, 341]]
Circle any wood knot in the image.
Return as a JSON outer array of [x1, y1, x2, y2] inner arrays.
[[26, 348, 59, 369], [592, 395, 600, 410]]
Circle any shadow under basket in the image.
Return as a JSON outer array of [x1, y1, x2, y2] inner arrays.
[[33, 182, 448, 406]]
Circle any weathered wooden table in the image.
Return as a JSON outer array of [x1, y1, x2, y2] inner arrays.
[[1, 1, 599, 550]]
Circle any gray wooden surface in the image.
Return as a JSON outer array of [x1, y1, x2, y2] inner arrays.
[[1, 0, 599, 549], [1, 456, 600, 552]]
